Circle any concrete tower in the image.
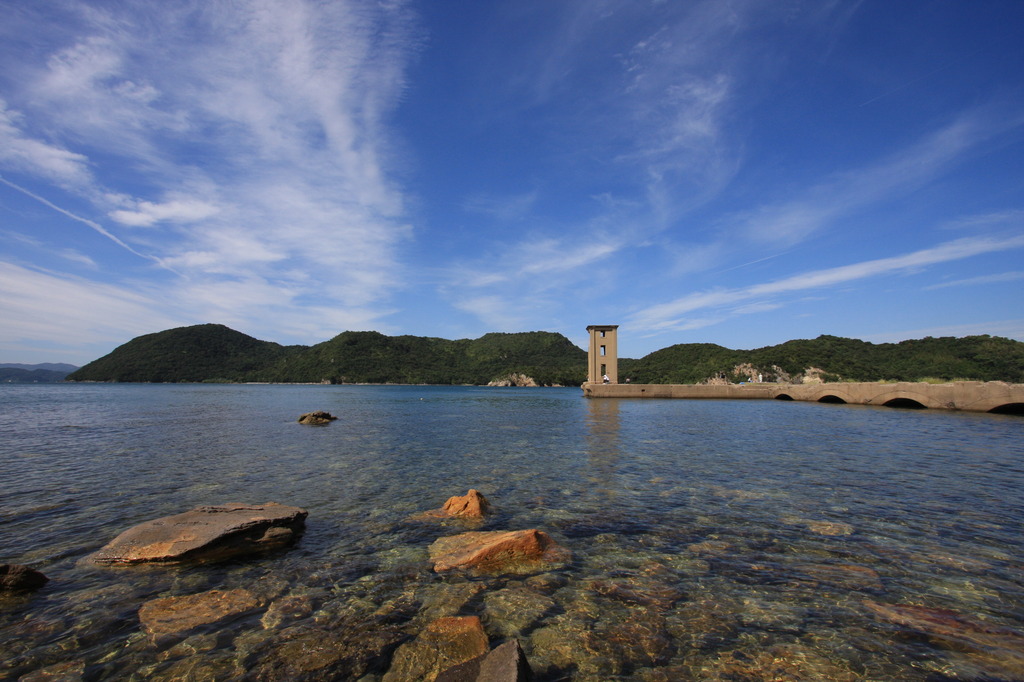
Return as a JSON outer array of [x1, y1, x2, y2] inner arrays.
[[587, 325, 619, 384]]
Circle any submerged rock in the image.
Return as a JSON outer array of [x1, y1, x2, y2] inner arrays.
[[383, 616, 489, 682], [864, 600, 1024, 678], [429, 529, 569, 574], [261, 594, 315, 629], [246, 622, 404, 681], [686, 540, 731, 557], [484, 587, 556, 637], [805, 519, 854, 536], [419, 582, 487, 621], [0, 564, 48, 592], [16, 660, 86, 681], [436, 639, 534, 682], [298, 411, 337, 425], [590, 615, 675, 672], [589, 579, 683, 611], [797, 563, 883, 592], [139, 588, 260, 644], [92, 502, 308, 565], [697, 643, 858, 681]]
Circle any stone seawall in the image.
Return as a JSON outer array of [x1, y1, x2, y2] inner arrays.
[[582, 381, 1024, 414]]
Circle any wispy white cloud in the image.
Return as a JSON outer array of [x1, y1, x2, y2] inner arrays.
[[925, 271, 1024, 290], [0, 261, 183, 358], [453, 295, 524, 332], [442, 0, 890, 329], [0, 100, 93, 187], [463, 191, 539, 222], [731, 110, 1011, 247], [0, 176, 173, 270], [941, 209, 1024, 231], [443, 230, 624, 325], [109, 198, 221, 227], [0, 0, 421, 345], [58, 249, 98, 269], [629, 235, 1024, 333], [518, 238, 622, 276]]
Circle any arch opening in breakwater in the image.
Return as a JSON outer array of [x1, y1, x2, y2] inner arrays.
[[990, 402, 1024, 415]]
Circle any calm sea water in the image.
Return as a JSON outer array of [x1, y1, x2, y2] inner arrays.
[[1, 384, 1022, 681]]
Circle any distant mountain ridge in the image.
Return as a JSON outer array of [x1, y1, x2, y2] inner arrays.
[[0, 363, 79, 383], [65, 324, 1024, 385], [0, 362, 79, 373]]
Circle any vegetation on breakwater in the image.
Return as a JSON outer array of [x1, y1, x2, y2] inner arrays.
[[65, 324, 1024, 385]]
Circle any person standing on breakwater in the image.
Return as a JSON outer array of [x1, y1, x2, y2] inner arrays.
[[603, 374, 610, 383]]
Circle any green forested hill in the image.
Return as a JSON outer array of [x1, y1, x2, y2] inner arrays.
[[66, 324, 301, 383], [262, 330, 586, 385], [67, 325, 588, 385], [619, 334, 1024, 384], [66, 325, 1024, 385]]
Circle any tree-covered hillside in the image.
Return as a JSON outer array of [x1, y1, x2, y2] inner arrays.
[[620, 334, 1024, 384], [66, 326, 1024, 385], [67, 325, 588, 385], [66, 324, 300, 383]]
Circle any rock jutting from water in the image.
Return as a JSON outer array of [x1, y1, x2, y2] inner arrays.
[[486, 373, 538, 387], [428, 529, 569, 574], [0, 564, 48, 591], [415, 489, 493, 523], [297, 411, 337, 425], [91, 503, 308, 565]]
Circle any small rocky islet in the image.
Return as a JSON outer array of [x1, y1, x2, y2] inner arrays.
[[297, 410, 338, 425], [6, 487, 1024, 680]]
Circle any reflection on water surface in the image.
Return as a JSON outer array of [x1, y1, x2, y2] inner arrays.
[[1, 384, 1022, 680]]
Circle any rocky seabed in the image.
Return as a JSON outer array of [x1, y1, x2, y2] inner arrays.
[[4, 484, 1024, 682]]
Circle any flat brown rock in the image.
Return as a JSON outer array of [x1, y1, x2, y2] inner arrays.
[[429, 529, 569, 574], [139, 588, 259, 642], [92, 502, 307, 565]]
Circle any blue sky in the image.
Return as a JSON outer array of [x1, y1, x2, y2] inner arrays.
[[1, 1, 1023, 365]]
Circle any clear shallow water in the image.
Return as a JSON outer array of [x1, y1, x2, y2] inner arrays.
[[1, 383, 1022, 680]]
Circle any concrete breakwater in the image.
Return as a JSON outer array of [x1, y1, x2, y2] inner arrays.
[[582, 380, 1024, 414]]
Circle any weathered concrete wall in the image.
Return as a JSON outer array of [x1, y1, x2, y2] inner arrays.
[[582, 381, 1024, 414]]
